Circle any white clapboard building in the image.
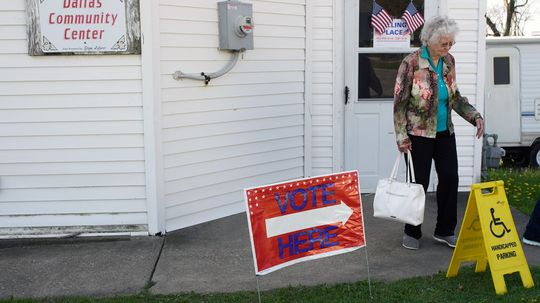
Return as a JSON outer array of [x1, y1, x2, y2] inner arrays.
[[0, 0, 486, 237]]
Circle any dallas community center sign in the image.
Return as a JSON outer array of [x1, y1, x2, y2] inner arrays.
[[244, 171, 365, 275], [25, 0, 141, 55], [39, 0, 127, 52]]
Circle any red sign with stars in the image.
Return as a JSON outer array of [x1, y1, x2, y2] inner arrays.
[[244, 171, 365, 275]]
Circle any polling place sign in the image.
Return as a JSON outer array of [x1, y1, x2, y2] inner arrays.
[[373, 19, 410, 48], [244, 171, 365, 275]]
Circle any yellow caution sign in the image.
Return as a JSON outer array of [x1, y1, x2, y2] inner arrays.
[[447, 181, 534, 295]]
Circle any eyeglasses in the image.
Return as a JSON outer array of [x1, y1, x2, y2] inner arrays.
[[439, 41, 456, 48]]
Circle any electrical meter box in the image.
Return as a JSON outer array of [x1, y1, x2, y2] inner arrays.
[[218, 1, 254, 51]]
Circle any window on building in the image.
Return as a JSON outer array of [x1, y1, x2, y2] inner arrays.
[[358, 53, 407, 98], [357, 0, 424, 100], [358, 0, 424, 48]]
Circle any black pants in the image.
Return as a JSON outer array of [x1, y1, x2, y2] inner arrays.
[[405, 130, 458, 239], [524, 197, 540, 241]]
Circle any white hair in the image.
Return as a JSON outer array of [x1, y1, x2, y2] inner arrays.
[[420, 15, 459, 46]]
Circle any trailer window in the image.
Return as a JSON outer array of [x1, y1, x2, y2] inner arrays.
[[493, 57, 510, 85]]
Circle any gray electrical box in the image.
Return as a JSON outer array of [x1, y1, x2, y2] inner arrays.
[[218, 1, 254, 51]]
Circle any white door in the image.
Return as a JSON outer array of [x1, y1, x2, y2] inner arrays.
[[344, 0, 437, 192], [345, 100, 397, 192], [485, 47, 521, 144]]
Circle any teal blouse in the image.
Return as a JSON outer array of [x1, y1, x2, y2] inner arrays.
[[422, 47, 448, 132]]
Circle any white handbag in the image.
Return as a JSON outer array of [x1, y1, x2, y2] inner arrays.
[[373, 151, 425, 226]]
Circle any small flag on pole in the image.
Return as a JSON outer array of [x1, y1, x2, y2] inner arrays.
[[371, 1, 393, 34], [402, 2, 424, 34]]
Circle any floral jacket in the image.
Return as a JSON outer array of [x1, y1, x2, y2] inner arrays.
[[393, 48, 482, 146]]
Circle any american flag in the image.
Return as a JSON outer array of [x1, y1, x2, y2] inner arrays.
[[402, 2, 424, 34], [371, 1, 393, 34]]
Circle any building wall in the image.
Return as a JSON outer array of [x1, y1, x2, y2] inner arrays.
[[447, 0, 486, 189], [159, 0, 306, 231], [0, 1, 147, 236], [310, 0, 335, 176], [0, 0, 487, 236]]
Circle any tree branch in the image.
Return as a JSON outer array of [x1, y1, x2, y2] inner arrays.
[[504, 0, 516, 36], [514, 0, 529, 9], [485, 15, 501, 36]]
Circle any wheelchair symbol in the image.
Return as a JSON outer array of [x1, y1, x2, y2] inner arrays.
[[489, 208, 511, 238], [466, 215, 481, 231]]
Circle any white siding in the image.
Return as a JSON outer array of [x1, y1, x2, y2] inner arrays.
[[0, 1, 147, 236], [160, 0, 306, 231], [0, 0, 487, 235], [310, 0, 334, 176], [448, 1, 485, 189]]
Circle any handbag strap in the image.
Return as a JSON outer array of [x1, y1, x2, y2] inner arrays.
[[406, 150, 417, 183], [391, 151, 417, 183], [390, 153, 401, 180]]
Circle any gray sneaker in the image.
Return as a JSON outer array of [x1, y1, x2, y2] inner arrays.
[[433, 234, 457, 248], [523, 237, 540, 247], [402, 234, 419, 250]]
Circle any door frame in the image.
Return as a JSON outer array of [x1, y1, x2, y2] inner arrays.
[[341, 0, 441, 191]]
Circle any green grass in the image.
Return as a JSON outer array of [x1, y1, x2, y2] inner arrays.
[[2, 266, 539, 303], [485, 167, 540, 215]]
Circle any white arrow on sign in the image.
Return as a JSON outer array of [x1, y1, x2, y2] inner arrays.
[[265, 201, 354, 238]]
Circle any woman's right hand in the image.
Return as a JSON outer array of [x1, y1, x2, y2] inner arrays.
[[398, 140, 412, 153]]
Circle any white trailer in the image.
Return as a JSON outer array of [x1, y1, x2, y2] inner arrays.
[[485, 36, 540, 166]]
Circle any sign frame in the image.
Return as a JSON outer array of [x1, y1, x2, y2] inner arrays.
[[446, 181, 534, 295], [25, 0, 141, 56]]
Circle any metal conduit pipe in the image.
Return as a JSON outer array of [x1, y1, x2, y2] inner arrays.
[[172, 50, 241, 85]]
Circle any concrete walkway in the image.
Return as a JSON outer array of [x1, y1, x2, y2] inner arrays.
[[1, 193, 539, 299]]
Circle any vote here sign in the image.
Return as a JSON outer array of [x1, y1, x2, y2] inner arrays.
[[244, 171, 365, 275]]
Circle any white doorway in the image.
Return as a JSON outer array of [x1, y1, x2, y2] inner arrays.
[[345, 100, 397, 192], [343, 0, 437, 192]]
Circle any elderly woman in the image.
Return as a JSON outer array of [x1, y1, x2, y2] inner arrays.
[[393, 16, 484, 250]]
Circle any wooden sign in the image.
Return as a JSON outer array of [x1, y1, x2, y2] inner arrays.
[[25, 0, 141, 55]]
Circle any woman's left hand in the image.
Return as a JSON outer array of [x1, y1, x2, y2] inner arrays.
[[475, 118, 484, 139]]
